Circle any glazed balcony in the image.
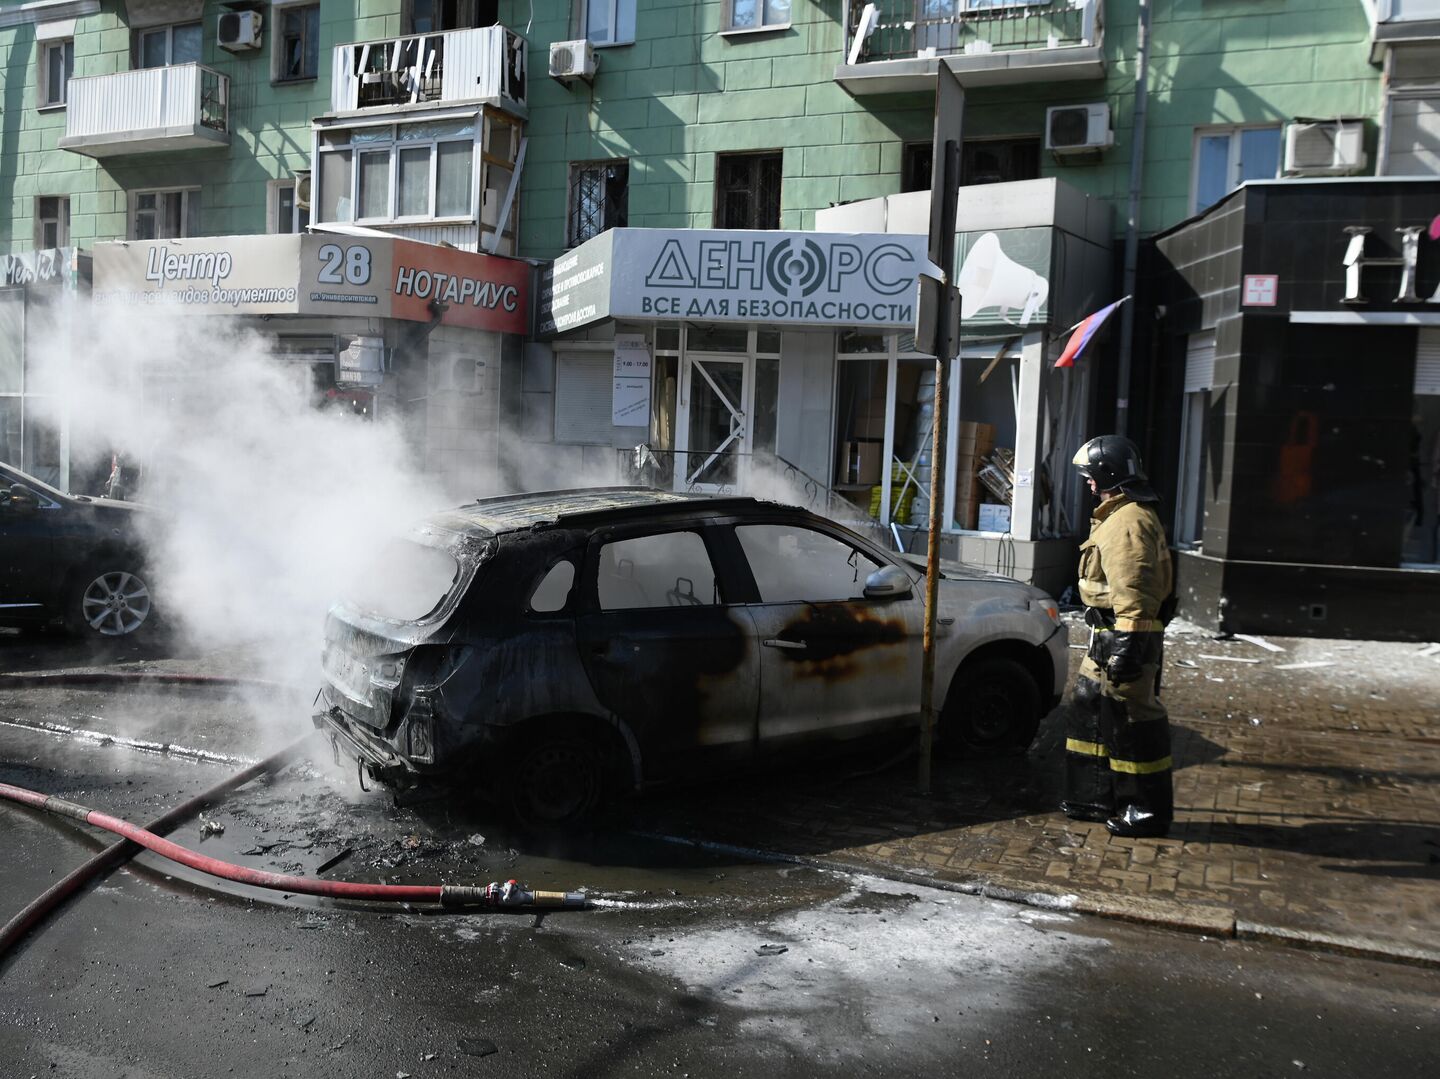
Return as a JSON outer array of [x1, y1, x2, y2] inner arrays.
[[1364, 1, 1440, 60], [329, 25, 526, 116], [837, 0, 1104, 96], [59, 64, 228, 158]]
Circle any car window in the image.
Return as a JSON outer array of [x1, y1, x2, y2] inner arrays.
[[343, 539, 461, 623], [529, 560, 576, 614], [597, 530, 719, 611], [736, 523, 881, 604]]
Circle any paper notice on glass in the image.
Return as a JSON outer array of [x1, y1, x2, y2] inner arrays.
[[614, 333, 652, 378], [613, 378, 651, 426]]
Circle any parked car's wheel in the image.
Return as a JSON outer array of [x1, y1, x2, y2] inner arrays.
[[507, 734, 604, 828], [942, 655, 1041, 753], [66, 567, 154, 638]]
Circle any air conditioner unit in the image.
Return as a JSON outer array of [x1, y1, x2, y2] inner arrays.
[[294, 173, 311, 211], [217, 10, 262, 53], [1284, 120, 1367, 177], [1045, 103, 1113, 154], [549, 40, 597, 83]]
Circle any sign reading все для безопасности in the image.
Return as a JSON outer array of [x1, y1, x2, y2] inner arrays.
[[537, 229, 935, 337]]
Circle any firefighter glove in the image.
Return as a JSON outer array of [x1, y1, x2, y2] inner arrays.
[[1105, 632, 1145, 685]]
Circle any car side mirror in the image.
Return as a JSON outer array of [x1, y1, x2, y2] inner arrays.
[[2, 484, 40, 513], [863, 564, 913, 600]]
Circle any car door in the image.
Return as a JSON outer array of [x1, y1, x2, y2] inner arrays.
[[575, 521, 759, 781], [0, 469, 62, 615], [731, 520, 924, 752]]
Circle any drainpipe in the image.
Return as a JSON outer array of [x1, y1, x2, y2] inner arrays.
[[1115, 0, 1152, 437]]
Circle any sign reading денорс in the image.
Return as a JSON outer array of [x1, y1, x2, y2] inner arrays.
[[92, 235, 528, 334], [538, 228, 935, 337]]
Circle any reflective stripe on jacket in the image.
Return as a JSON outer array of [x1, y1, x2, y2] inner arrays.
[[1077, 495, 1173, 629]]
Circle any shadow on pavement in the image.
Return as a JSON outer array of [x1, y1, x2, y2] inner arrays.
[[1176, 820, 1440, 880], [0, 625, 196, 673]]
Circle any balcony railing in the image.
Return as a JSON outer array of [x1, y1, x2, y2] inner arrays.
[[59, 63, 229, 158], [838, 0, 1103, 92], [330, 25, 526, 114]]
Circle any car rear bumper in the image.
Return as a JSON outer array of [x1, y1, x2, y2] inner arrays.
[[312, 704, 419, 790]]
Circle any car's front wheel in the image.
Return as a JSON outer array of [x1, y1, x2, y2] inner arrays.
[[506, 734, 605, 829], [66, 568, 154, 638], [941, 655, 1041, 753]]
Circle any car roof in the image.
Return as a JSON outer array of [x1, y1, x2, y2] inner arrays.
[[425, 486, 792, 537]]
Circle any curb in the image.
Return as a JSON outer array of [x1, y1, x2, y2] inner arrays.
[[634, 829, 1439, 970]]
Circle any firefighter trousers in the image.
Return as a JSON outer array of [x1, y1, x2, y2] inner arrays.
[[1063, 628, 1173, 822]]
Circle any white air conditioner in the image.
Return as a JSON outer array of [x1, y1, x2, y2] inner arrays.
[[217, 10, 262, 52], [1045, 103, 1113, 154], [549, 39, 597, 83], [294, 173, 311, 211], [1284, 120, 1367, 176]]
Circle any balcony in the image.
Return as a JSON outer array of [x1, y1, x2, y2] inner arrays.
[[329, 25, 526, 116], [1365, 1, 1440, 60], [837, 0, 1104, 96], [59, 64, 228, 158]]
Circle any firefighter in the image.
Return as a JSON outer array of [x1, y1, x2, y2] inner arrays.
[[1062, 435, 1175, 838]]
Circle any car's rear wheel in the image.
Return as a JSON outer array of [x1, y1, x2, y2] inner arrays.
[[941, 655, 1041, 753], [66, 568, 154, 638], [507, 734, 604, 829]]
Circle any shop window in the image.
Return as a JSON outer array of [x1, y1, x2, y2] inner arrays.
[[135, 22, 202, 68], [716, 152, 782, 230], [1175, 332, 1215, 548], [902, 137, 1041, 194], [405, 0, 498, 33], [1192, 126, 1282, 214], [598, 531, 717, 611], [685, 323, 747, 352], [38, 38, 73, 108], [274, 3, 320, 83], [130, 189, 199, 240], [568, 161, 628, 246], [316, 121, 476, 224], [585, 0, 637, 46], [35, 197, 70, 249], [735, 524, 879, 604], [725, 0, 791, 33], [833, 358, 887, 514]]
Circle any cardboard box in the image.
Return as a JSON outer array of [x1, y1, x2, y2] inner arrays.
[[837, 439, 883, 486], [953, 497, 978, 531], [957, 421, 996, 444], [978, 503, 1012, 533]]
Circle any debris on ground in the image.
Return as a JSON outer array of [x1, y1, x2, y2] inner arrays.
[[1273, 661, 1336, 671], [242, 985, 268, 997], [466, 834, 486, 847], [458, 1037, 498, 1057], [1174, 659, 1199, 669], [199, 819, 224, 839], [755, 943, 789, 956], [205, 979, 228, 989], [1197, 655, 1260, 664], [1235, 634, 1284, 653], [315, 848, 353, 874]]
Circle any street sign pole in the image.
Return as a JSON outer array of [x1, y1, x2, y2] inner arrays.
[[918, 66, 964, 794]]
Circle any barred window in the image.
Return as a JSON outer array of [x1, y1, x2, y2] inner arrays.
[[715, 152, 782, 230], [568, 161, 628, 246]]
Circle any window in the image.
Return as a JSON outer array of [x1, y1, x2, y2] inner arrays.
[[315, 121, 476, 224], [1175, 332, 1215, 547], [585, 0, 636, 46], [726, 0, 791, 32], [39, 39, 73, 108], [1192, 126, 1282, 213], [405, 0, 498, 33], [35, 197, 70, 249], [269, 180, 310, 234], [901, 137, 1041, 193], [131, 189, 199, 240], [597, 531, 719, 611], [715, 151, 782, 230], [136, 22, 202, 68], [735, 524, 880, 604], [529, 560, 577, 613], [276, 4, 320, 82], [568, 161, 628, 246]]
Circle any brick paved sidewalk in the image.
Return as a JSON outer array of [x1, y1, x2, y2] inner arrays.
[[644, 620, 1440, 965]]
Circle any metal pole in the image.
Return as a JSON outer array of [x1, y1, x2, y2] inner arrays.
[[919, 67, 964, 793], [1115, 0, 1152, 437]]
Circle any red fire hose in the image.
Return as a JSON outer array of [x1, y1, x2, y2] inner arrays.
[[0, 778, 586, 912]]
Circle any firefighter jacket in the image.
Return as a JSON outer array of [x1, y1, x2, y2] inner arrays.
[[1077, 495, 1173, 631]]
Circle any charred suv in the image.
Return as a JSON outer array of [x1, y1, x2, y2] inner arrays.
[[313, 489, 1067, 824]]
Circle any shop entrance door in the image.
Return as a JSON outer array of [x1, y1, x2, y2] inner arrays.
[[676, 354, 751, 492]]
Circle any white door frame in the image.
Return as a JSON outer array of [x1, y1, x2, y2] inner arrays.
[[675, 350, 754, 492]]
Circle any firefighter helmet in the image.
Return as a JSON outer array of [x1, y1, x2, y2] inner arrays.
[[1072, 435, 1156, 499]]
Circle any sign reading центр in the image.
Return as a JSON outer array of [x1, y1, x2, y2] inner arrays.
[[537, 229, 935, 336]]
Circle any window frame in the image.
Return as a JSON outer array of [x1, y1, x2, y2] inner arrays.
[[134, 21, 203, 69], [267, 178, 310, 234], [129, 187, 200, 241], [583, 0, 636, 47], [38, 38, 74, 109], [729, 519, 889, 606], [272, 1, 321, 84], [1190, 123, 1283, 215], [315, 122, 479, 226], [567, 159, 629, 247], [590, 526, 726, 613], [721, 0, 792, 35], [714, 150, 783, 231], [35, 196, 70, 249]]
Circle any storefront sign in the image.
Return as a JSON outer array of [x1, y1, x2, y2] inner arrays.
[[538, 229, 933, 336], [94, 234, 529, 334], [2, 247, 77, 287], [612, 332, 651, 427]]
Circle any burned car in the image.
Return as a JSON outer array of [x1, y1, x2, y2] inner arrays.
[[0, 461, 155, 638], [313, 489, 1067, 824]]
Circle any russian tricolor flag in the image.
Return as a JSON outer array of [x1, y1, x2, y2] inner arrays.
[[1054, 296, 1129, 369]]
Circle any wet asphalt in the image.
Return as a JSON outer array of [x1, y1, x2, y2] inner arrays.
[[1, 676, 1438, 1078]]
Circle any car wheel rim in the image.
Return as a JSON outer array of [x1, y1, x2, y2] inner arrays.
[[968, 688, 1014, 744], [81, 571, 151, 637], [520, 744, 596, 823]]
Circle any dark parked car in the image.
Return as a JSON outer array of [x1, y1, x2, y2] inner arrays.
[[0, 462, 155, 638], [313, 488, 1067, 824]]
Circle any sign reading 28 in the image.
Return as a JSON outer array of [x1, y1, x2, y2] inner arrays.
[[316, 243, 372, 286]]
